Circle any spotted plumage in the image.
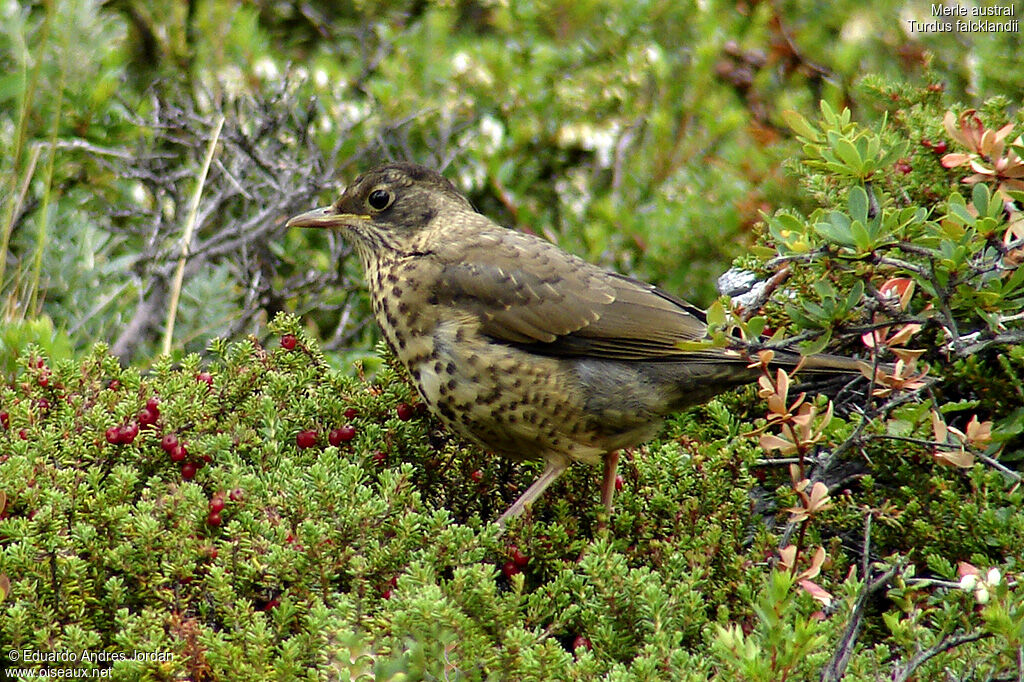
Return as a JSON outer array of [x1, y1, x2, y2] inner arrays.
[[287, 162, 868, 528]]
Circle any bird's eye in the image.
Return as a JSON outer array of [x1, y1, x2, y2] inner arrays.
[[367, 188, 393, 211]]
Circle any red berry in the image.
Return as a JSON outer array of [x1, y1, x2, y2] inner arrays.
[[381, 588, 393, 599], [502, 560, 520, 578], [281, 334, 297, 350], [146, 397, 160, 412], [207, 547, 219, 560], [512, 547, 530, 567], [920, 137, 932, 148], [264, 597, 280, 611], [344, 407, 358, 420], [0, 412, 8, 429], [161, 433, 179, 452], [932, 140, 948, 154], [470, 470, 484, 483], [895, 159, 912, 175], [36, 398, 50, 411], [209, 496, 225, 513], [573, 635, 592, 651], [229, 488, 244, 502], [107, 380, 120, 391], [329, 425, 357, 446], [206, 511, 222, 526], [37, 374, 49, 387], [614, 474, 624, 492], [170, 444, 187, 462], [296, 429, 317, 449], [181, 461, 198, 480], [137, 407, 158, 426], [18, 428, 28, 440], [105, 426, 122, 444], [396, 403, 414, 421], [196, 372, 213, 387], [118, 423, 139, 444], [371, 450, 387, 465]]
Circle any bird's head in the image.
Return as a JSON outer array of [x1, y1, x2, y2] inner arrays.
[[286, 162, 473, 259]]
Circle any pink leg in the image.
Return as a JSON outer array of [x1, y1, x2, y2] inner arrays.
[[598, 450, 618, 532], [599, 450, 620, 526], [496, 458, 568, 530]]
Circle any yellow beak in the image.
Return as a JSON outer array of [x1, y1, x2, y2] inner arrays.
[[286, 206, 364, 228]]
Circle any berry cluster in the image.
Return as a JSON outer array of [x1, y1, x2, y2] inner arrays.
[[293, 398, 422, 455], [102, 385, 212, 481], [158, 432, 205, 480], [105, 396, 163, 445], [501, 545, 531, 578], [920, 137, 949, 154], [205, 488, 243, 527]]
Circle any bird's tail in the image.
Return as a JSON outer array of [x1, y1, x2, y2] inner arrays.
[[752, 347, 895, 381], [788, 351, 873, 375]]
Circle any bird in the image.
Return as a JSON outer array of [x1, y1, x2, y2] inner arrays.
[[287, 162, 871, 529]]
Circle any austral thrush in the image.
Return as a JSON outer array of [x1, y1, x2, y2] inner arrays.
[[287, 162, 869, 528]]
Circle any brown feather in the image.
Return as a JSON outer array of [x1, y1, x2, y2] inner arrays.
[[431, 220, 714, 360]]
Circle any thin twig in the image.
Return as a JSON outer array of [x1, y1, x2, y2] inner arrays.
[[820, 560, 899, 682], [162, 115, 225, 355], [890, 631, 989, 682]]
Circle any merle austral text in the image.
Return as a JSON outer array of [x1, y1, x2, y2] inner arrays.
[[907, 3, 1018, 32]]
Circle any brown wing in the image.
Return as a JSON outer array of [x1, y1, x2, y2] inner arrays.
[[431, 224, 710, 360]]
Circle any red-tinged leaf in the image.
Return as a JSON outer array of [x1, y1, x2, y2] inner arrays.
[[798, 579, 833, 606]]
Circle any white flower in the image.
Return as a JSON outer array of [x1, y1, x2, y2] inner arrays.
[[557, 122, 620, 168], [479, 116, 504, 154], [451, 51, 471, 74], [131, 182, 150, 208], [958, 573, 978, 591], [960, 567, 1003, 604], [253, 57, 280, 81]]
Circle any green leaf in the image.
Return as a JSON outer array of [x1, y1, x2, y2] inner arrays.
[[677, 339, 720, 352], [812, 280, 837, 301], [771, 212, 807, 235], [938, 399, 982, 413], [972, 182, 990, 217], [848, 186, 869, 223], [799, 330, 832, 356], [850, 220, 871, 251], [947, 198, 976, 227], [833, 136, 863, 172], [813, 221, 855, 247], [781, 109, 819, 140], [845, 280, 865, 311], [745, 316, 766, 339], [705, 300, 727, 327]]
